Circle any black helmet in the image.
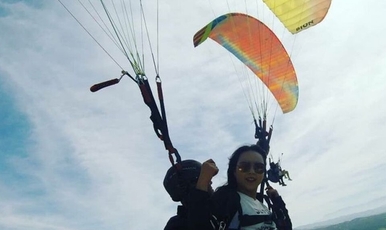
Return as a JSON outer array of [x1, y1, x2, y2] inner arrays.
[[163, 159, 201, 202]]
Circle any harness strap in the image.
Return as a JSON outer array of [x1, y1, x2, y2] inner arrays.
[[239, 214, 272, 227], [138, 76, 181, 166], [89, 72, 181, 166], [228, 192, 274, 229]]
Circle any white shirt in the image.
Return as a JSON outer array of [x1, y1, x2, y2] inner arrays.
[[236, 192, 277, 230]]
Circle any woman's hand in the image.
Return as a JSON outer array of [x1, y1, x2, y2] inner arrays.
[[196, 159, 219, 192], [265, 185, 279, 198]]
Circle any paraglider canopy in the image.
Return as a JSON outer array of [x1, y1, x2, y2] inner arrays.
[[194, 13, 298, 115], [262, 0, 332, 34]]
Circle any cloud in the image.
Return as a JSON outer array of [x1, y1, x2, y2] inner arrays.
[[1, 0, 386, 229]]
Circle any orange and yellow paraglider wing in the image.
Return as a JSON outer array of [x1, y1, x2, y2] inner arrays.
[[263, 0, 332, 34], [193, 13, 298, 113]]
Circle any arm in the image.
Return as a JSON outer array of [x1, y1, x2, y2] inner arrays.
[[196, 159, 218, 192], [265, 186, 292, 230], [187, 159, 221, 230], [270, 196, 292, 230], [187, 188, 215, 230]]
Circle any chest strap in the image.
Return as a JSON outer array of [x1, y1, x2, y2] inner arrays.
[[239, 214, 273, 227]]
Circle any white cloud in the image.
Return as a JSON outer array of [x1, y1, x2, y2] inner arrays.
[[1, 0, 386, 229]]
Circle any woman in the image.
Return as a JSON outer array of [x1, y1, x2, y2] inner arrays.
[[187, 144, 292, 230]]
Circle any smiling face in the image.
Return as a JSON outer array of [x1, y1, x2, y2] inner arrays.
[[234, 150, 265, 198]]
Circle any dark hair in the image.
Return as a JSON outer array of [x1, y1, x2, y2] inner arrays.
[[221, 144, 267, 190], [163, 159, 202, 202]]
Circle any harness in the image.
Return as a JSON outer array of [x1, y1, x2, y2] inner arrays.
[[137, 75, 181, 166], [90, 72, 182, 167], [210, 191, 275, 230]]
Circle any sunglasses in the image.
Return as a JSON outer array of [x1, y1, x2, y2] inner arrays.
[[237, 162, 265, 174]]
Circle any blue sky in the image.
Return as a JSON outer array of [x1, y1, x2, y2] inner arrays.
[[0, 76, 30, 192], [1, 0, 386, 229]]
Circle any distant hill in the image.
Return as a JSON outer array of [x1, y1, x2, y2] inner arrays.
[[311, 213, 386, 230], [296, 212, 386, 230], [295, 205, 386, 230]]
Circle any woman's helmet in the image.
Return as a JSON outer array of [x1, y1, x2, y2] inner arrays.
[[163, 159, 201, 202]]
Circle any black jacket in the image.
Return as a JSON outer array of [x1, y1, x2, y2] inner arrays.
[[164, 205, 188, 230], [187, 187, 292, 230]]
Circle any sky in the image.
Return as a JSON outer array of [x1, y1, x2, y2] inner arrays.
[[1, 0, 386, 229]]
